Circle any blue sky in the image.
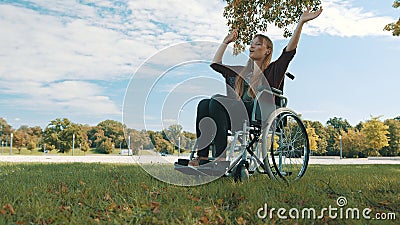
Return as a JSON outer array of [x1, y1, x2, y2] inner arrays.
[[0, 0, 399, 132]]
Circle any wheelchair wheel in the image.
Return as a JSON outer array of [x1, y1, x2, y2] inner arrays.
[[255, 132, 276, 180], [263, 108, 310, 182], [233, 160, 249, 182]]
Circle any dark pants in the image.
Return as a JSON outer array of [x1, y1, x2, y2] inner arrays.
[[195, 95, 253, 158]]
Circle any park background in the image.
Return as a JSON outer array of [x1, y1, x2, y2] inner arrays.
[[0, 116, 399, 158], [0, 0, 399, 158], [0, 0, 399, 130], [1, 1, 400, 224]]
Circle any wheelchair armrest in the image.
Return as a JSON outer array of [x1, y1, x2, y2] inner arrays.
[[255, 87, 287, 103], [251, 87, 288, 123]]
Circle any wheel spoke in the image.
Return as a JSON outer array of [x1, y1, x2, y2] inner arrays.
[[267, 111, 309, 181]]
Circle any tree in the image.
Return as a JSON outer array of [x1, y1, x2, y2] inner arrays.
[[27, 141, 37, 151], [58, 123, 85, 153], [27, 126, 43, 151], [126, 128, 149, 154], [94, 129, 115, 154], [79, 124, 92, 154], [94, 120, 125, 153], [0, 118, 12, 145], [306, 126, 319, 151], [338, 129, 365, 158], [304, 121, 319, 152], [223, 0, 321, 54], [384, 0, 400, 36], [80, 141, 90, 153], [327, 117, 352, 132], [355, 121, 364, 131], [87, 126, 98, 148], [182, 131, 196, 152], [97, 120, 124, 146], [97, 137, 114, 154], [325, 125, 340, 156], [44, 118, 85, 153], [360, 116, 389, 156], [324, 117, 352, 156], [148, 131, 174, 153], [0, 117, 13, 149], [306, 121, 327, 155], [162, 124, 184, 153], [44, 118, 69, 152], [140, 130, 152, 149], [380, 119, 400, 156], [13, 129, 27, 153]]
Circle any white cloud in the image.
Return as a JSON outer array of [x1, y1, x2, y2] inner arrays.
[[303, 0, 394, 37], [0, 4, 150, 83], [0, 79, 120, 116]]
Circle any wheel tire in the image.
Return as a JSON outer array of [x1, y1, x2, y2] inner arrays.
[[240, 166, 249, 182], [233, 160, 249, 182], [263, 108, 310, 182], [256, 134, 276, 180]]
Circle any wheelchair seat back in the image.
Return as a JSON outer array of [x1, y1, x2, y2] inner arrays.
[[251, 87, 287, 127], [251, 72, 294, 127], [222, 71, 293, 127]]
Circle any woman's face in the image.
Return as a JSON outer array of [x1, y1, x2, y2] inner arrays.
[[249, 37, 270, 61]]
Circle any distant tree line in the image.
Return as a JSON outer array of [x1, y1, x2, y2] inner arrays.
[[0, 115, 399, 157], [0, 118, 194, 155], [0, 118, 125, 154], [304, 116, 400, 157]]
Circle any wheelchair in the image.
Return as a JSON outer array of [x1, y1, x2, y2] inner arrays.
[[174, 72, 310, 182]]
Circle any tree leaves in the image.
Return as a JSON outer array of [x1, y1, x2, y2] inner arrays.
[[0, 203, 16, 215], [361, 116, 390, 156], [384, 0, 400, 36], [223, 0, 322, 54]]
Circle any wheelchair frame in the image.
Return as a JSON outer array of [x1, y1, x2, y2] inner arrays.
[[175, 79, 310, 182]]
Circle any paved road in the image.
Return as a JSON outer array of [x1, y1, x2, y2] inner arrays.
[[0, 155, 399, 164]]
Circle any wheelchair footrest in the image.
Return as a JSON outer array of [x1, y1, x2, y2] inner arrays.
[[174, 158, 230, 176]]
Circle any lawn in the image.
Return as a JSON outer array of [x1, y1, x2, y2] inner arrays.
[[0, 163, 398, 224]]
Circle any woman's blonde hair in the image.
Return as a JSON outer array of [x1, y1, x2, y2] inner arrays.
[[234, 34, 273, 99]]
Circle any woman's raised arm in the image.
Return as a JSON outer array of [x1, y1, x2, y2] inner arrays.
[[286, 6, 323, 52], [212, 29, 238, 63]]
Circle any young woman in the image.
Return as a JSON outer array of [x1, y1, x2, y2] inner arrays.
[[189, 7, 323, 166]]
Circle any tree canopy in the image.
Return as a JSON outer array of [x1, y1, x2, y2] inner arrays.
[[361, 116, 390, 156], [327, 117, 352, 132], [223, 0, 321, 54], [384, 0, 400, 36], [381, 119, 400, 156]]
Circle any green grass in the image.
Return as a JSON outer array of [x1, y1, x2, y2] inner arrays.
[[0, 164, 398, 225]]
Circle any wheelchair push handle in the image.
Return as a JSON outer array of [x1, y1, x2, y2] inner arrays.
[[256, 86, 285, 99], [285, 72, 295, 80]]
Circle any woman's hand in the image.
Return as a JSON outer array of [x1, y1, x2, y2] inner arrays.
[[299, 6, 323, 24], [223, 29, 238, 44], [286, 6, 323, 51]]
